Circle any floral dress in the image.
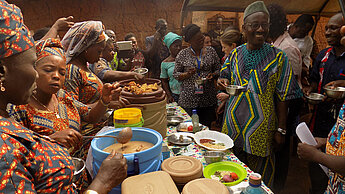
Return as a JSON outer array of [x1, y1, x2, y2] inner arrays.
[[0, 116, 76, 193]]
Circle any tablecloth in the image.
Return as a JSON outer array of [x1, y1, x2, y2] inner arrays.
[[165, 102, 273, 193]]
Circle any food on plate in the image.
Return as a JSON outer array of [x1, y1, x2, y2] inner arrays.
[[123, 81, 158, 94], [200, 138, 215, 143], [103, 141, 154, 154], [201, 141, 226, 149], [211, 171, 239, 183]]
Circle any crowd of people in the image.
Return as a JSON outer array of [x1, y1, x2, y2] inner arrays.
[[1, 0, 345, 193]]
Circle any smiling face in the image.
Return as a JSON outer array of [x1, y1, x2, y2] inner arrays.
[[243, 12, 270, 50], [189, 31, 205, 51], [204, 36, 212, 47], [35, 55, 66, 95], [1, 47, 38, 105], [325, 13, 344, 47], [128, 36, 138, 50]]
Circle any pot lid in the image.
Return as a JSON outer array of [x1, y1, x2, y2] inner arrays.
[[121, 171, 179, 194], [182, 178, 230, 194], [161, 156, 202, 179]]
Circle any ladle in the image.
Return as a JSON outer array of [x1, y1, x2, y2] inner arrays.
[[83, 127, 133, 144]]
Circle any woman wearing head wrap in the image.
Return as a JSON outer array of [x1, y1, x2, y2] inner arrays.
[[173, 24, 220, 128], [0, 1, 126, 193], [160, 32, 182, 103]]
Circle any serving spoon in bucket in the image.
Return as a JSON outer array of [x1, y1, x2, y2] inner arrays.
[[83, 127, 133, 144]]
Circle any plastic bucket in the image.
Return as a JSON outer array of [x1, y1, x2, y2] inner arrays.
[[91, 127, 163, 194], [114, 118, 144, 128], [113, 108, 142, 125]]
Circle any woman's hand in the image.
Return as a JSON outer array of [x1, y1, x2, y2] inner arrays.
[[88, 150, 127, 194], [51, 16, 74, 32], [217, 78, 229, 89], [49, 128, 82, 149], [217, 92, 229, 101], [297, 143, 322, 162], [102, 82, 122, 103], [325, 80, 345, 88], [133, 72, 144, 80]]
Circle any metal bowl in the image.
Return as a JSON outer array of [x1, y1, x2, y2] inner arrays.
[[133, 67, 148, 75], [167, 107, 176, 116], [203, 151, 225, 164], [72, 157, 86, 183], [195, 77, 207, 85], [226, 85, 245, 96], [324, 86, 345, 99], [305, 93, 325, 105], [167, 116, 184, 126]]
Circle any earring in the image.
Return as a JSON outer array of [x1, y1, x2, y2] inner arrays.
[[0, 81, 5, 92]]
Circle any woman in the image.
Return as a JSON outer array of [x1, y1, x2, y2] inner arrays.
[[215, 30, 243, 129], [173, 24, 220, 128], [203, 33, 212, 47], [0, 1, 126, 193], [8, 38, 120, 159], [160, 32, 182, 103]]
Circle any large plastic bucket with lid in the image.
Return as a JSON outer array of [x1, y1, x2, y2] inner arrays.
[[113, 108, 142, 125], [91, 127, 163, 194], [141, 98, 167, 138]]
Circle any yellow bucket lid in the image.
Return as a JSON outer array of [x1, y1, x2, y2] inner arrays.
[[113, 108, 142, 125]]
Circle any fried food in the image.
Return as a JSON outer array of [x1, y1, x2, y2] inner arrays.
[[123, 81, 158, 94]]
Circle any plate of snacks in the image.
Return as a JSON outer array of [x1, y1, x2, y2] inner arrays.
[[194, 130, 233, 151], [177, 122, 207, 133], [203, 161, 247, 186]]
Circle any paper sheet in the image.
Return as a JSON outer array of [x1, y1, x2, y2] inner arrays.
[[296, 122, 329, 175]]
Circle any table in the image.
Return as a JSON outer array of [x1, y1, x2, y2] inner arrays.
[[165, 103, 273, 193]]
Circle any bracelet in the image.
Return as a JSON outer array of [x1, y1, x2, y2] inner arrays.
[[277, 128, 287, 135], [99, 98, 110, 107]]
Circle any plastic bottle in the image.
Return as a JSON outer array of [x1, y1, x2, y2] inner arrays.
[[240, 173, 266, 194], [191, 109, 200, 133]]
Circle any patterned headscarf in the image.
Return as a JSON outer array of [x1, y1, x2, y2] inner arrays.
[[35, 38, 66, 62], [61, 21, 105, 63], [0, 0, 34, 59]]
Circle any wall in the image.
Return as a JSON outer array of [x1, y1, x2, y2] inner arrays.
[[9, 0, 184, 49]]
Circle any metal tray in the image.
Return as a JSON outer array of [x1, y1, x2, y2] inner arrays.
[[167, 132, 194, 146]]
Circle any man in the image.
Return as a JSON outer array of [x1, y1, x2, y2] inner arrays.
[[267, 4, 303, 191], [104, 29, 127, 71], [217, 1, 301, 187], [289, 14, 315, 88], [208, 16, 224, 41], [145, 19, 169, 78], [303, 13, 345, 193]]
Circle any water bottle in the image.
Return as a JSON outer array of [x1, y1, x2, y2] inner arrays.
[[240, 173, 266, 194], [191, 109, 200, 133]]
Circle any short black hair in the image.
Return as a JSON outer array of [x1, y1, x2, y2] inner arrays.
[[267, 4, 287, 39], [182, 24, 200, 42], [155, 19, 167, 29], [124, 33, 135, 41], [33, 27, 50, 41], [294, 14, 314, 27]]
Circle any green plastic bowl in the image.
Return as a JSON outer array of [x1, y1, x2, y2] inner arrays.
[[203, 161, 247, 186]]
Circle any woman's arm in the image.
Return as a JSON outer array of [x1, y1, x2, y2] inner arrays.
[[161, 78, 174, 103]]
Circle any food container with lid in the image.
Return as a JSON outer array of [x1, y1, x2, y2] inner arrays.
[[161, 156, 203, 184], [182, 178, 229, 194], [121, 171, 179, 194]]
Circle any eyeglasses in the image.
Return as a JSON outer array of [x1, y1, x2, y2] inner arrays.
[[245, 22, 270, 30]]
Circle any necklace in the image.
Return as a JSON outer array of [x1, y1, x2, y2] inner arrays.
[[31, 94, 60, 119]]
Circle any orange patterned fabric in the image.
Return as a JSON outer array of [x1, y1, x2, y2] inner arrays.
[[7, 89, 89, 156], [0, 0, 34, 59], [0, 116, 76, 193]]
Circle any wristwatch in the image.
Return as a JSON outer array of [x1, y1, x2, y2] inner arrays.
[[277, 128, 287, 135]]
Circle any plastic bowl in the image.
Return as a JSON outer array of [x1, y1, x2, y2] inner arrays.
[[203, 151, 225, 164], [203, 161, 247, 186], [226, 85, 245, 96], [305, 93, 324, 105], [324, 86, 345, 99]]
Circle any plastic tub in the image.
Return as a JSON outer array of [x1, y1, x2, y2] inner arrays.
[[113, 108, 142, 125], [91, 127, 163, 194], [114, 118, 144, 128]]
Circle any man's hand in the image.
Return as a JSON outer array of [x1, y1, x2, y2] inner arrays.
[[273, 131, 285, 151], [217, 78, 230, 89]]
